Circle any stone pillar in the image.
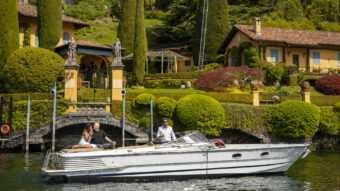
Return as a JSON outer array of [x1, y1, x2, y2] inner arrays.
[[301, 81, 311, 103], [64, 65, 79, 102], [111, 66, 124, 101], [251, 80, 260, 106], [64, 38, 79, 103], [111, 38, 124, 101]]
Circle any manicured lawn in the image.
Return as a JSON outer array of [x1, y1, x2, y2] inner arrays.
[[126, 88, 203, 93], [75, 19, 163, 47], [310, 86, 325, 96]]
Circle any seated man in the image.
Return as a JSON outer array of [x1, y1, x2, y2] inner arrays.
[[157, 118, 176, 143], [90, 122, 116, 149]]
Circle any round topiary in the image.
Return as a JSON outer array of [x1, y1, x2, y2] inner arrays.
[[175, 94, 226, 136], [263, 100, 320, 138], [315, 75, 340, 95], [3, 47, 64, 93], [334, 102, 340, 113], [319, 107, 339, 135], [132, 94, 156, 108], [156, 97, 176, 117]]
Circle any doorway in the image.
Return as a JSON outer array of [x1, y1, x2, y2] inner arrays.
[[293, 55, 299, 67]]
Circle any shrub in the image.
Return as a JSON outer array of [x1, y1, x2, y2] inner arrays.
[[315, 75, 340, 95], [132, 93, 156, 108], [194, 66, 264, 91], [239, 42, 260, 68], [334, 102, 340, 113], [139, 117, 150, 129], [4, 99, 67, 131], [145, 10, 165, 20], [263, 100, 320, 138], [145, 71, 207, 78], [3, 47, 64, 93], [265, 65, 285, 85], [144, 79, 196, 89], [156, 97, 176, 117], [175, 94, 226, 136], [318, 107, 339, 135]]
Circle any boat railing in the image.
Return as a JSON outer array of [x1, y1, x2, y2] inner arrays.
[[42, 149, 51, 173]]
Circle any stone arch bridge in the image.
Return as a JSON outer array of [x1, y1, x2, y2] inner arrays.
[[2, 111, 149, 151]]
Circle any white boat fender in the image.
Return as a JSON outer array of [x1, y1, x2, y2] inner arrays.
[[301, 149, 311, 159]]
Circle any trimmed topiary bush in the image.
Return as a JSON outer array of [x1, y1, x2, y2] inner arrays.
[[318, 107, 340, 135], [3, 47, 64, 93], [315, 75, 340, 95], [265, 65, 285, 85], [156, 97, 176, 117], [37, 0, 62, 51], [175, 94, 226, 136], [139, 117, 150, 129], [263, 100, 320, 138], [239, 42, 260, 68], [132, 93, 156, 108]]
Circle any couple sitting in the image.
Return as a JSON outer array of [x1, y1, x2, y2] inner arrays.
[[72, 122, 116, 149]]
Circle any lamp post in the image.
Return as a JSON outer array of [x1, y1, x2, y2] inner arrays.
[[51, 83, 57, 153], [121, 85, 126, 147]]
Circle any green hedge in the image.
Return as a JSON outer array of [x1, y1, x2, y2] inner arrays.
[[144, 79, 196, 88], [223, 103, 267, 134], [155, 97, 176, 117], [3, 99, 67, 132], [132, 93, 156, 108], [0, 93, 53, 102], [145, 71, 208, 79], [318, 107, 339, 135], [263, 100, 320, 138], [176, 94, 226, 136], [311, 96, 340, 106]]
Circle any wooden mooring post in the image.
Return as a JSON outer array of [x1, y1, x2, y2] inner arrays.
[[26, 96, 30, 154]]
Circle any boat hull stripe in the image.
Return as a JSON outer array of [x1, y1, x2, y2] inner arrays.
[[95, 161, 293, 177]]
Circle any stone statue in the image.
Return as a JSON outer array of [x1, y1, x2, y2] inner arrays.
[[113, 38, 122, 66], [66, 37, 77, 65]]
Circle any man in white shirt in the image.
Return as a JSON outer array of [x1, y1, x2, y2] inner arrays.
[[157, 118, 176, 143]]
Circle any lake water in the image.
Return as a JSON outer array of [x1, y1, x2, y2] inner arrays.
[[0, 151, 339, 191]]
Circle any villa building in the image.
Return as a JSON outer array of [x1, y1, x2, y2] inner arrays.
[[218, 17, 340, 73]]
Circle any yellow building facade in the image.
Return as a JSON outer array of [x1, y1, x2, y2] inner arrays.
[[218, 18, 340, 73]]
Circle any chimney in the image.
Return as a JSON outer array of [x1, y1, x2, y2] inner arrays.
[[253, 17, 261, 35]]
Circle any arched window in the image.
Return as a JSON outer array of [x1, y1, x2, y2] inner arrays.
[[62, 32, 69, 45], [35, 29, 39, 47]]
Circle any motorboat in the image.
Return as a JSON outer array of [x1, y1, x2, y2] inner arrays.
[[42, 131, 310, 181]]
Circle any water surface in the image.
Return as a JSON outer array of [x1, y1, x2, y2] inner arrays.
[[0, 151, 339, 191]]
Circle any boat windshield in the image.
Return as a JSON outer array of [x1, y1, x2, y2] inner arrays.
[[162, 131, 209, 145]]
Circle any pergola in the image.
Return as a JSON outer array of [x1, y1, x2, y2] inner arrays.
[[122, 50, 186, 73]]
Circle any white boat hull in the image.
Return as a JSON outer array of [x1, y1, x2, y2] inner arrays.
[[43, 144, 310, 180]]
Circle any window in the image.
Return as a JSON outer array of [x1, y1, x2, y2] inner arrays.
[[185, 60, 191, 66], [35, 29, 39, 47], [270, 49, 279, 62], [338, 53, 340, 66], [62, 32, 69, 45], [19, 25, 21, 46], [312, 52, 320, 64]]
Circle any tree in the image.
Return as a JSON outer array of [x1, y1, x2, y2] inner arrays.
[[283, 0, 304, 21], [0, 0, 19, 92], [193, 0, 230, 65], [155, 0, 173, 10], [37, 0, 62, 51], [133, 0, 148, 85], [117, 0, 136, 56], [3, 47, 64, 93], [309, 0, 339, 22]]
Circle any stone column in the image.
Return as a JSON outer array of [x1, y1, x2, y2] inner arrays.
[[301, 81, 311, 103], [64, 38, 79, 103], [111, 65, 124, 101], [111, 38, 124, 101], [251, 80, 260, 106]]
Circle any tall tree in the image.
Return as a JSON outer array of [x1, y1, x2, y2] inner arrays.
[[117, 0, 136, 56], [310, 0, 339, 22], [37, 0, 62, 51], [133, 0, 148, 85], [283, 0, 304, 21], [0, 0, 19, 92], [193, 0, 230, 65]]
